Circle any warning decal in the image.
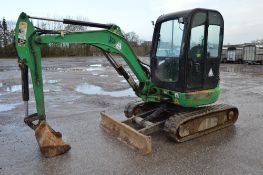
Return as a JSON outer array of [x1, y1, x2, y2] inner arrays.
[[18, 22, 27, 47], [208, 68, 214, 77], [115, 42, 122, 50]]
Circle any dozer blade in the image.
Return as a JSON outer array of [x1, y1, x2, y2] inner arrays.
[[34, 121, 71, 158], [100, 112, 152, 155]]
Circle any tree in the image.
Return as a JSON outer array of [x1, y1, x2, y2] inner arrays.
[[0, 19, 2, 48], [0, 18, 17, 57], [2, 18, 8, 47], [63, 17, 90, 56], [252, 39, 263, 44], [124, 31, 140, 46], [64, 16, 89, 32], [141, 41, 151, 55]]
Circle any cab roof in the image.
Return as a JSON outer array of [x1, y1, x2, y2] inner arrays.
[[156, 8, 220, 24]]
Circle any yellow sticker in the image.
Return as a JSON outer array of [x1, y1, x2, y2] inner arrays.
[[18, 22, 27, 47]]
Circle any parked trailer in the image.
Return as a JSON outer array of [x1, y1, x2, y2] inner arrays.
[[227, 47, 243, 63], [221, 47, 227, 63], [243, 44, 263, 64]]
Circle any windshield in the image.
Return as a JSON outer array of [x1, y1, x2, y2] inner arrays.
[[156, 20, 184, 57], [154, 19, 184, 82]]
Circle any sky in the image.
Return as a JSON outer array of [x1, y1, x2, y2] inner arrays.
[[1, 0, 263, 44]]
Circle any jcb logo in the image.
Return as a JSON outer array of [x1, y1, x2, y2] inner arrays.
[[108, 36, 116, 44]]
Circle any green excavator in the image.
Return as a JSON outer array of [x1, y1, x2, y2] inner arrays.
[[15, 8, 238, 157]]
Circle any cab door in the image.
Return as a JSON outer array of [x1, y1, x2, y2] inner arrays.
[[187, 12, 207, 90], [204, 12, 223, 89], [186, 11, 223, 90]]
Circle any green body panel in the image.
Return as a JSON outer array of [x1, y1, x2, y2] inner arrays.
[[139, 85, 220, 107], [15, 13, 45, 116], [15, 12, 220, 118]]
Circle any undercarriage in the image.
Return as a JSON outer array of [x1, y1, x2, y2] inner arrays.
[[101, 101, 238, 154]]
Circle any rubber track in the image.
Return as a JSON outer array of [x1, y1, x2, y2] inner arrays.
[[164, 104, 238, 142]]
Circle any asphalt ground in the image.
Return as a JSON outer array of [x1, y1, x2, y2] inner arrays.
[[0, 57, 263, 175]]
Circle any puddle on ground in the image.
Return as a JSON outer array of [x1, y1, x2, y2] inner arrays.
[[121, 79, 139, 83], [0, 103, 19, 112], [2, 79, 60, 94], [91, 73, 109, 77], [42, 63, 108, 72], [75, 83, 136, 97], [44, 65, 104, 72], [86, 67, 103, 71], [43, 86, 61, 93], [46, 79, 60, 84], [5, 84, 33, 92], [90, 64, 102, 67], [99, 75, 108, 77]]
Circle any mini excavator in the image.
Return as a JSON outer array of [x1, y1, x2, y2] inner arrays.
[[15, 8, 238, 157]]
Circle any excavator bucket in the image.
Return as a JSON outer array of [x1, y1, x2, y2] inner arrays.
[[100, 112, 152, 155], [34, 121, 71, 158]]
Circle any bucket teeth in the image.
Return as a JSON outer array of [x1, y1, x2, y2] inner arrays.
[[35, 121, 71, 158]]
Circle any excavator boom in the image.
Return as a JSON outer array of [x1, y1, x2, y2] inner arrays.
[[15, 12, 153, 157]]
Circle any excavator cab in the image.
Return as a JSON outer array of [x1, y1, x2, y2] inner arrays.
[[151, 8, 224, 92]]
